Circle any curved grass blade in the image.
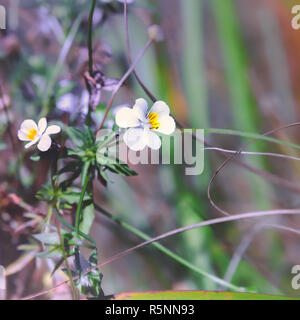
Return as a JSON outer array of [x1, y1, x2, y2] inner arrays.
[[113, 290, 298, 300]]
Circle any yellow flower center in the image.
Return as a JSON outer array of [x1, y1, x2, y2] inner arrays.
[[147, 112, 160, 130], [26, 128, 37, 140]]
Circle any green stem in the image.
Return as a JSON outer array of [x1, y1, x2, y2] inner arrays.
[[86, 0, 96, 126], [54, 211, 79, 300], [43, 204, 53, 233], [94, 204, 242, 292], [88, 0, 96, 76], [75, 172, 90, 235], [49, 158, 78, 300]]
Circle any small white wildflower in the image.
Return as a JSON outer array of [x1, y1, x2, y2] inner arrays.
[[115, 98, 175, 151], [18, 117, 61, 152], [57, 93, 78, 113]]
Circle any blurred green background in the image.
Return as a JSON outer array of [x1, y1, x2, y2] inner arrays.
[[0, 0, 300, 299]]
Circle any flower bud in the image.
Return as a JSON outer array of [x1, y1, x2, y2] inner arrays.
[[147, 25, 164, 42]]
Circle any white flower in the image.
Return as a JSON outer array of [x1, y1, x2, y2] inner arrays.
[[115, 98, 175, 151], [57, 93, 78, 113], [18, 118, 61, 152]]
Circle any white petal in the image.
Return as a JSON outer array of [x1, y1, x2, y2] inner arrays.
[[18, 130, 30, 141], [37, 134, 52, 152], [20, 119, 38, 132], [156, 115, 176, 135], [148, 100, 170, 117], [146, 130, 161, 150], [112, 104, 130, 117], [25, 137, 39, 149], [57, 93, 77, 112], [123, 127, 147, 151], [45, 125, 61, 135], [132, 98, 148, 121], [38, 117, 47, 135], [115, 107, 140, 128]]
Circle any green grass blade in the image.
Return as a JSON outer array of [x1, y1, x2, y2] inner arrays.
[[205, 128, 300, 151], [180, 0, 208, 128], [95, 204, 243, 291], [210, 0, 271, 210], [113, 290, 297, 300]]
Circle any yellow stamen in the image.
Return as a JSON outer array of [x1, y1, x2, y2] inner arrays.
[[26, 128, 37, 140], [147, 112, 160, 130]]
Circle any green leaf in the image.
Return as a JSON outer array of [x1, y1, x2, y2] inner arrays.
[[74, 250, 104, 298], [79, 201, 95, 236], [51, 257, 65, 276], [58, 161, 81, 175], [96, 130, 118, 149], [33, 232, 60, 245], [65, 127, 87, 147], [59, 170, 81, 190], [35, 247, 62, 259], [55, 212, 96, 247], [30, 154, 41, 162], [60, 190, 91, 204], [105, 163, 138, 177], [84, 125, 95, 146], [66, 148, 85, 158], [113, 290, 298, 300]]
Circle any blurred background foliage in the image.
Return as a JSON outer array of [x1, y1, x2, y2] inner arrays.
[[0, 0, 300, 299]]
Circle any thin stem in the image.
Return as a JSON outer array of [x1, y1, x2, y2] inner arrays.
[[43, 204, 54, 233], [75, 173, 90, 235], [49, 158, 78, 300], [207, 122, 300, 217], [205, 128, 300, 151], [203, 147, 300, 162], [123, 1, 157, 102], [88, 0, 96, 76], [86, 0, 97, 125], [95, 204, 242, 291], [21, 208, 300, 300], [53, 209, 79, 300], [95, 38, 153, 136]]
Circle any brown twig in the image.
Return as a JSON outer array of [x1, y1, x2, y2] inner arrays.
[[207, 121, 300, 217], [123, 0, 157, 103], [95, 38, 153, 136]]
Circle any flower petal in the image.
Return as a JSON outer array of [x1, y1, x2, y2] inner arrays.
[[155, 114, 176, 135], [37, 134, 52, 152], [20, 119, 38, 132], [25, 137, 39, 149], [45, 125, 61, 135], [123, 127, 147, 151], [132, 98, 148, 121], [18, 130, 30, 141], [38, 118, 47, 135], [115, 107, 140, 128], [146, 130, 161, 150], [148, 100, 170, 117]]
